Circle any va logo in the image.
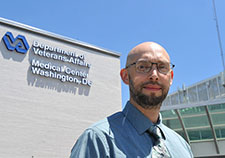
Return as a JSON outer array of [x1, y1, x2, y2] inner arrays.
[[2, 32, 30, 54]]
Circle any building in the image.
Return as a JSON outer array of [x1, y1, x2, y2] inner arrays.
[[0, 17, 121, 158], [161, 72, 225, 157]]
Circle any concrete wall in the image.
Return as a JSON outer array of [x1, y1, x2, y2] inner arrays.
[[0, 18, 121, 158], [191, 139, 225, 157]]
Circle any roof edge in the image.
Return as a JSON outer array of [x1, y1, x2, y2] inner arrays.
[[0, 17, 121, 58], [161, 97, 225, 111]]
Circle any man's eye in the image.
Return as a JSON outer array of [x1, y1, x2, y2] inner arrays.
[[159, 65, 166, 69], [158, 64, 169, 71], [139, 65, 145, 69], [138, 65, 149, 70]]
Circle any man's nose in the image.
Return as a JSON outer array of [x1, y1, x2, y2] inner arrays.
[[149, 65, 159, 81]]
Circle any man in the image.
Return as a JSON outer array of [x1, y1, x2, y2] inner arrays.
[[70, 42, 193, 158]]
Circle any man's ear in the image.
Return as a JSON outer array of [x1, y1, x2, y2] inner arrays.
[[170, 70, 174, 85], [120, 68, 129, 85]]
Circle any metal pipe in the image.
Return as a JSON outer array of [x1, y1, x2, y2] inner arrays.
[[205, 106, 220, 154], [175, 109, 190, 144]]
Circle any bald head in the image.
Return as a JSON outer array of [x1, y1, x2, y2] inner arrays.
[[126, 42, 170, 67]]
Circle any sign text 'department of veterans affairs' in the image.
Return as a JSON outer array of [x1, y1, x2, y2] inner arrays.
[[31, 41, 92, 86]]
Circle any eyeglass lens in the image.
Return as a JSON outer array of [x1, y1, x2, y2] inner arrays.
[[135, 60, 170, 74]]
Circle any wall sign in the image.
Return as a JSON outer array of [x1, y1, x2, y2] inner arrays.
[[2, 32, 92, 86], [2, 32, 30, 54], [31, 41, 92, 86]]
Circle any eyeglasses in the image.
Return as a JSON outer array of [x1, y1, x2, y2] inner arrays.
[[126, 60, 175, 75]]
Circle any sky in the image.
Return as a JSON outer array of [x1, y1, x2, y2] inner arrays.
[[0, 0, 225, 107]]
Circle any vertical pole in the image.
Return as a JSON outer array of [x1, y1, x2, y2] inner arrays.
[[212, 0, 225, 72]]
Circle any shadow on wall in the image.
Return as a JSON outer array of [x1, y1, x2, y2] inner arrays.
[[27, 47, 91, 96], [0, 38, 91, 96], [27, 68, 90, 96]]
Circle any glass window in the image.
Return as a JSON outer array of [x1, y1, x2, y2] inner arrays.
[[218, 76, 225, 95], [215, 126, 225, 138], [161, 110, 177, 118], [208, 78, 219, 99], [171, 93, 179, 105], [201, 129, 213, 139], [211, 113, 225, 125], [162, 118, 181, 130], [188, 128, 213, 141], [197, 83, 208, 101], [183, 115, 209, 128], [179, 106, 206, 116], [163, 96, 171, 106], [188, 130, 200, 140], [179, 91, 188, 104], [208, 104, 225, 113], [187, 86, 198, 103]]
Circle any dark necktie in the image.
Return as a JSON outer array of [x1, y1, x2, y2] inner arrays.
[[148, 126, 171, 158]]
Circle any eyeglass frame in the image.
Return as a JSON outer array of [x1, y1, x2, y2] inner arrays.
[[125, 60, 175, 75]]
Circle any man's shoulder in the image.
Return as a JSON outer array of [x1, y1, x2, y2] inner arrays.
[[87, 111, 125, 136], [160, 123, 193, 157]]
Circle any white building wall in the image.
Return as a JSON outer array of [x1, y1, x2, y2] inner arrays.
[[191, 140, 225, 157], [0, 18, 121, 158]]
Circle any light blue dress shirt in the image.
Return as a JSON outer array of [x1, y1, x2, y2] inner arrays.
[[70, 102, 193, 158]]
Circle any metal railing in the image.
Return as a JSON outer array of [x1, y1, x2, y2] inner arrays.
[[162, 72, 225, 111]]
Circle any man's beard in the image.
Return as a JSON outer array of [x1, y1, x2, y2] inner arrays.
[[129, 76, 169, 109]]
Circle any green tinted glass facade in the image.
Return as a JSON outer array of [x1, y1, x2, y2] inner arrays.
[[161, 72, 225, 157], [161, 103, 225, 142]]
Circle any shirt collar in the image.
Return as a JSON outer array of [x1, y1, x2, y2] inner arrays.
[[122, 101, 164, 136]]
